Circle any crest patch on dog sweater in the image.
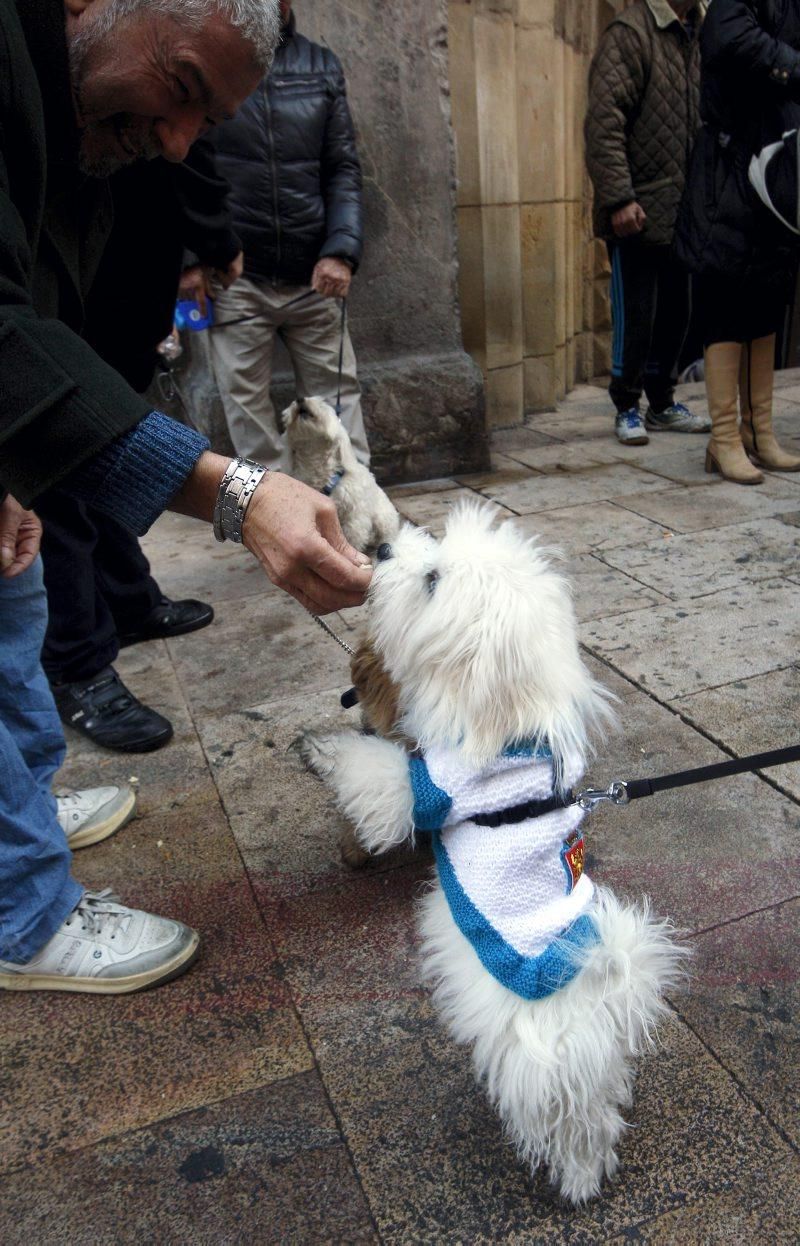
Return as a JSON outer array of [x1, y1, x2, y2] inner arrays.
[[561, 831, 586, 891]]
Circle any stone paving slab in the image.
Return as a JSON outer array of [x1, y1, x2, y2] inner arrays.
[[598, 516, 800, 601], [475, 462, 679, 515], [1, 1074, 377, 1246], [392, 485, 508, 535], [514, 501, 675, 556], [582, 576, 800, 700], [673, 665, 800, 801], [616, 476, 800, 534], [676, 899, 799, 1147], [567, 553, 670, 623], [197, 693, 418, 908], [0, 799, 313, 1176], [165, 591, 354, 716], [140, 529, 266, 606]]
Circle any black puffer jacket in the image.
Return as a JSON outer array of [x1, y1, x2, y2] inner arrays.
[[675, 0, 800, 287], [210, 12, 362, 286]]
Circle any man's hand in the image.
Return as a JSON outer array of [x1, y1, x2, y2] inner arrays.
[[311, 257, 352, 299], [611, 202, 647, 238], [178, 264, 213, 316], [211, 250, 244, 290], [179, 253, 243, 315], [242, 472, 371, 614], [0, 495, 42, 579]]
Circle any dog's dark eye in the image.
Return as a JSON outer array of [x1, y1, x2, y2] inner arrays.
[[425, 569, 439, 596]]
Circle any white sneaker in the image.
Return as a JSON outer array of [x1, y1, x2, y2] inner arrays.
[[55, 785, 137, 850], [0, 890, 200, 994]]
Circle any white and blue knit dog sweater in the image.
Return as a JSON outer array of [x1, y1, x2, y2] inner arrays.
[[410, 742, 598, 1000]]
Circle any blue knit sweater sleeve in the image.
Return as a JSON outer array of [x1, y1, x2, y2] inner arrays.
[[409, 754, 452, 832], [60, 411, 210, 535]]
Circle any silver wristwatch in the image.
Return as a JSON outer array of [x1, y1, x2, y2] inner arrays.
[[213, 458, 268, 543]]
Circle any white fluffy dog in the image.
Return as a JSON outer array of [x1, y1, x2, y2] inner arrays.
[[282, 396, 399, 554], [299, 503, 688, 1203]]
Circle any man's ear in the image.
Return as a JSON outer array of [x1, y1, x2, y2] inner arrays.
[[65, 0, 95, 16]]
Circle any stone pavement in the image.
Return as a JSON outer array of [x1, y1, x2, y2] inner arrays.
[[2, 378, 799, 1244]]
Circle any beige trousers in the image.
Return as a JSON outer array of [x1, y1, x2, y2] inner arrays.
[[207, 275, 369, 469]]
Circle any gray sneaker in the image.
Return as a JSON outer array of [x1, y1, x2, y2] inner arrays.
[[645, 402, 711, 433], [0, 890, 200, 994], [614, 408, 649, 446], [56, 785, 137, 850]]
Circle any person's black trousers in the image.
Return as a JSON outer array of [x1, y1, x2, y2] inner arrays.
[[607, 239, 691, 414], [38, 489, 162, 686]]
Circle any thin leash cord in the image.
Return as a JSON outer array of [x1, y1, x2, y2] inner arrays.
[[309, 611, 355, 657], [335, 298, 346, 416]]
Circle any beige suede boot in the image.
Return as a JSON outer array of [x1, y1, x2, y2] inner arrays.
[[739, 335, 800, 471], [704, 342, 764, 485]]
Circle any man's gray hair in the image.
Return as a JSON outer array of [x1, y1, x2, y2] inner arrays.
[[82, 0, 280, 68]]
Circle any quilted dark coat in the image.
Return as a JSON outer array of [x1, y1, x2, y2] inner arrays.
[[675, 0, 800, 288], [210, 12, 363, 286], [585, 0, 704, 246]]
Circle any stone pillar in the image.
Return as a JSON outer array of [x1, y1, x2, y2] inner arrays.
[[447, 0, 629, 425], [167, 0, 488, 484]]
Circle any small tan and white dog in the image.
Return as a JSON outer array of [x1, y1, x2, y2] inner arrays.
[[282, 396, 400, 554], [299, 502, 688, 1204]]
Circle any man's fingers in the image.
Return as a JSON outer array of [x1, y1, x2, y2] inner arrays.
[[316, 503, 372, 570], [0, 516, 21, 571]]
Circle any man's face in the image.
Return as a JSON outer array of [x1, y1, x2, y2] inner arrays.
[[66, 3, 262, 176]]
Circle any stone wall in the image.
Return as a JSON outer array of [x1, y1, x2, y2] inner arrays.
[[448, 0, 627, 425], [164, 0, 488, 484]]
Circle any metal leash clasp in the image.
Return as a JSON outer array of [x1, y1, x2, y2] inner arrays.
[[574, 781, 629, 811]]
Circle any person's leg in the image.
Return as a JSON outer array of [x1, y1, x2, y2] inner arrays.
[[642, 253, 710, 432], [739, 285, 800, 471], [0, 559, 81, 964], [281, 291, 370, 465], [207, 276, 285, 468], [38, 491, 118, 686], [94, 514, 213, 645], [697, 274, 763, 486], [644, 249, 692, 414], [608, 239, 658, 417], [94, 514, 161, 631]]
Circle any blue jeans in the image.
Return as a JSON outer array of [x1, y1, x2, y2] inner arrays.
[[0, 558, 82, 962]]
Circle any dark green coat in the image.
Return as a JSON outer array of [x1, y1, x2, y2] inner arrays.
[[0, 0, 150, 507]]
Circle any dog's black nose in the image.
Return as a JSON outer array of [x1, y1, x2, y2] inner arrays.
[[376, 543, 393, 562]]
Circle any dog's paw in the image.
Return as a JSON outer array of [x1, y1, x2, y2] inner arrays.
[[340, 826, 371, 869], [291, 731, 337, 779]]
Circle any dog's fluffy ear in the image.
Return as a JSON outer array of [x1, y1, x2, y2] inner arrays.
[[398, 504, 616, 776]]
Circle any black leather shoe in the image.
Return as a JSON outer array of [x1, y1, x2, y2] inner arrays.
[[117, 597, 214, 649], [53, 666, 174, 753]]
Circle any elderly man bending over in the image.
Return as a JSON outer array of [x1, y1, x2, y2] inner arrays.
[[0, 0, 371, 996]]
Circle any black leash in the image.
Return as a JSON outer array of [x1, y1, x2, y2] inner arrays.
[[335, 298, 346, 416], [521, 743, 800, 817]]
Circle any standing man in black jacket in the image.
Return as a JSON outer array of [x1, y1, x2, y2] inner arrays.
[[207, 0, 368, 469]]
